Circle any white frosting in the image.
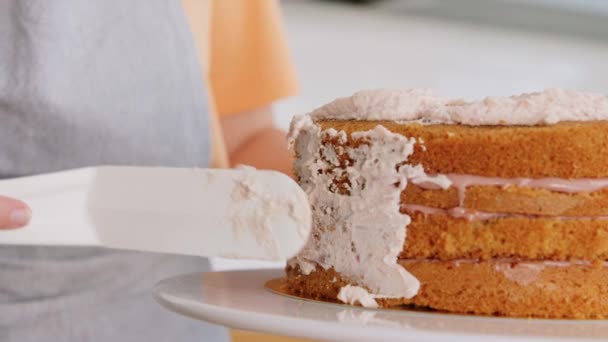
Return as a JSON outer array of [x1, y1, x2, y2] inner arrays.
[[228, 173, 279, 259], [289, 115, 449, 300], [311, 89, 449, 122], [227, 166, 311, 260], [337, 285, 379, 308], [309, 88, 608, 126], [406, 165, 452, 190]]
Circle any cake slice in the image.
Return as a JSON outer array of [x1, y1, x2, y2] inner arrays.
[[285, 88, 608, 319]]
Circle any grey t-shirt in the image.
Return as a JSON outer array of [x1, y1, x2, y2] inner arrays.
[[0, 1, 227, 341]]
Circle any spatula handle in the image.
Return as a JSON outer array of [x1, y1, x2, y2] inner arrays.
[[0, 168, 101, 245], [0, 168, 95, 198]]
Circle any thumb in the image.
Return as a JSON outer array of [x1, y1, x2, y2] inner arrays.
[[0, 196, 31, 229]]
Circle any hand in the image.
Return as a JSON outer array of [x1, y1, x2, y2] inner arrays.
[[0, 196, 31, 229], [220, 106, 294, 177]]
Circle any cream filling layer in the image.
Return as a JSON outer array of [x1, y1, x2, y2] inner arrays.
[[400, 258, 608, 267], [413, 173, 608, 207], [402, 204, 608, 221], [400, 258, 608, 286]]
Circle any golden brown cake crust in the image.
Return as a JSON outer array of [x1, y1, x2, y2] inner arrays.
[[401, 211, 608, 260], [317, 120, 608, 178], [285, 261, 608, 319], [290, 117, 608, 320]]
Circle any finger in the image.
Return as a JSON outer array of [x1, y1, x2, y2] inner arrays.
[[0, 196, 31, 229]]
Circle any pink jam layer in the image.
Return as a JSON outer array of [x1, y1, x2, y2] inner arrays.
[[401, 203, 608, 222], [413, 174, 608, 206], [399, 258, 608, 267], [400, 258, 608, 285]]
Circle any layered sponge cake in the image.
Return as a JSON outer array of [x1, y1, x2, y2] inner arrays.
[[285, 88, 608, 319]]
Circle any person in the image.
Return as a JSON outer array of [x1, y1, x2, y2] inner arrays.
[[0, 0, 298, 341]]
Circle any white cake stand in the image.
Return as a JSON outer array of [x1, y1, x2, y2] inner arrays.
[[153, 269, 608, 342]]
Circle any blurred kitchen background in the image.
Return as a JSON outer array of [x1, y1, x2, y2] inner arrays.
[[273, 0, 608, 130], [216, 0, 608, 273]]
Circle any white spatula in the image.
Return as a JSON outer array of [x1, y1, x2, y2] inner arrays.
[[0, 166, 311, 261]]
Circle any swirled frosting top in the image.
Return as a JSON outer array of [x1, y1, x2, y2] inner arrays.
[[309, 88, 608, 125]]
